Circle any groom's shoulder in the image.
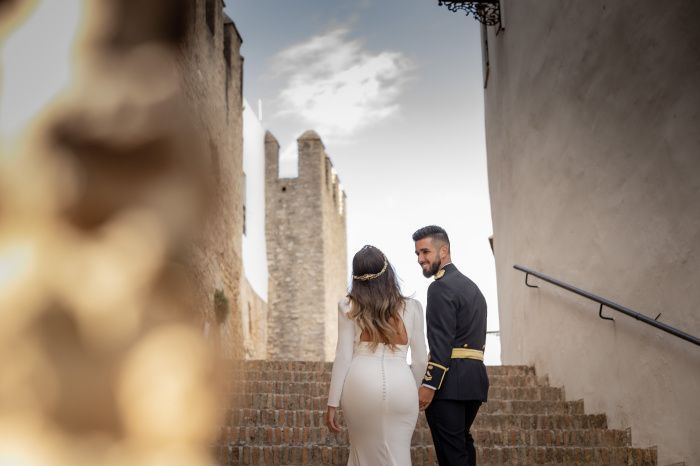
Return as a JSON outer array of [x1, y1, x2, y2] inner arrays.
[[432, 269, 478, 299], [449, 267, 478, 289], [427, 278, 445, 291], [427, 277, 453, 299]]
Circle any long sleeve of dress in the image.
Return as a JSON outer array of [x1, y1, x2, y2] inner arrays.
[[409, 300, 429, 387], [327, 300, 355, 407]]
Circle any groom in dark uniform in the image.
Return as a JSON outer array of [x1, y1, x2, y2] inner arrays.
[[413, 225, 489, 466]]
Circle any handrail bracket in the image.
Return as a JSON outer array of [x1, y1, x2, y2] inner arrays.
[[599, 303, 614, 322], [525, 273, 539, 288]]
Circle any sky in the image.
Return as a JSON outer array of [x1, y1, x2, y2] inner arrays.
[[225, 1, 501, 363]]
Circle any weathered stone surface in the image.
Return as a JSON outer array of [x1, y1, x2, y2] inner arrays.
[[240, 275, 268, 359], [178, 1, 245, 358], [265, 132, 348, 361]]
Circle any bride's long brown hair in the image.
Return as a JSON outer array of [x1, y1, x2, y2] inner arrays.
[[347, 245, 408, 350]]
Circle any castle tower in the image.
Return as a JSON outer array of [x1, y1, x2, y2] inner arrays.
[[265, 130, 348, 361]]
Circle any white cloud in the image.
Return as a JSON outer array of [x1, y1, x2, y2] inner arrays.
[[270, 28, 412, 140]]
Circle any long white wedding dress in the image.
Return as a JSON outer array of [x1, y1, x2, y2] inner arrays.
[[327, 298, 428, 466]]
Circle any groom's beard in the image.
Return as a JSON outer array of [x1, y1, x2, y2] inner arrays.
[[422, 260, 441, 278]]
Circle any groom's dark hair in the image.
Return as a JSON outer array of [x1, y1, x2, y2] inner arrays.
[[412, 225, 450, 251]]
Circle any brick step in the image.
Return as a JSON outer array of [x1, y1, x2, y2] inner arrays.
[[227, 409, 608, 430], [233, 372, 549, 387], [230, 382, 563, 401], [224, 425, 630, 448], [215, 444, 657, 466], [229, 394, 584, 414], [238, 361, 534, 377]]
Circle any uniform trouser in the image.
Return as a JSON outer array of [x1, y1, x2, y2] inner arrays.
[[425, 399, 482, 466]]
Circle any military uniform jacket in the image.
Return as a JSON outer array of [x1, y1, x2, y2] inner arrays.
[[422, 263, 489, 401]]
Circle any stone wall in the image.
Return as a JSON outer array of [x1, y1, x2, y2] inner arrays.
[[484, 1, 700, 464], [265, 131, 348, 361], [239, 277, 268, 359], [322, 157, 349, 361], [178, 1, 245, 359]]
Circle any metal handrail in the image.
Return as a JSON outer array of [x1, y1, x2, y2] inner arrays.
[[513, 265, 700, 347]]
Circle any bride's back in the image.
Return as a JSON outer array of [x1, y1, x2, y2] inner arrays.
[[359, 315, 408, 345]]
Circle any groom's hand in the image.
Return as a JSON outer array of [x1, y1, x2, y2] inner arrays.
[[418, 386, 435, 411]]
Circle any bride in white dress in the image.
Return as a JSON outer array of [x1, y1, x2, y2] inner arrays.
[[326, 245, 428, 466]]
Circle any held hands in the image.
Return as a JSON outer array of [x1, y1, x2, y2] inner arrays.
[[325, 406, 342, 433], [418, 386, 435, 411]]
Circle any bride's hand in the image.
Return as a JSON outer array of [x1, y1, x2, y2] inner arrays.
[[325, 406, 341, 433]]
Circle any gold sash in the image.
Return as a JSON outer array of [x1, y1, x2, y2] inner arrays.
[[451, 348, 484, 361]]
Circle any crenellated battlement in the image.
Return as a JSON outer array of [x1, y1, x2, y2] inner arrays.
[[264, 131, 348, 361]]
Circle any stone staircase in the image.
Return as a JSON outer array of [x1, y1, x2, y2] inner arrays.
[[215, 361, 657, 466]]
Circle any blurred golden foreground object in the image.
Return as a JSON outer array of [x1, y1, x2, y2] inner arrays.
[[0, 1, 222, 465]]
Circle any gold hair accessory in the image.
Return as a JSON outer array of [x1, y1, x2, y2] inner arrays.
[[353, 258, 388, 281]]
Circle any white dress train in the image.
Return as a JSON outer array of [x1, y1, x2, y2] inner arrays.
[[327, 298, 429, 466]]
